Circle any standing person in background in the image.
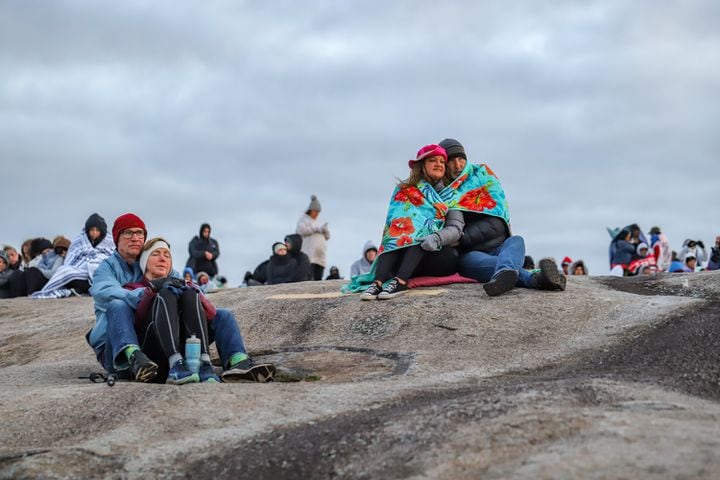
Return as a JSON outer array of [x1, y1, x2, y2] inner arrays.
[[350, 241, 378, 278], [186, 223, 220, 279], [648, 226, 671, 271], [296, 195, 330, 280]]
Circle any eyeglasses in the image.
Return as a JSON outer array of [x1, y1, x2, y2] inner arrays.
[[121, 229, 145, 239]]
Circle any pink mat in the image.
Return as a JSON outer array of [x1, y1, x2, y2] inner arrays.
[[407, 273, 478, 288]]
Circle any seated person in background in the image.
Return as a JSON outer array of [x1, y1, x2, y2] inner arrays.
[[325, 266, 342, 280], [561, 257, 572, 276], [284, 234, 311, 282], [708, 236, 720, 271], [196, 271, 214, 293], [569, 260, 588, 275], [124, 238, 218, 384], [350, 241, 378, 277], [438, 138, 565, 296], [2, 245, 23, 271], [266, 242, 296, 285], [183, 267, 195, 283], [32, 213, 115, 298], [523, 255, 535, 270], [0, 251, 14, 299], [7, 238, 57, 297], [684, 254, 698, 272], [88, 213, 274, 383], [610, 229, 637, 272], [679, 239, 708, 267], [668, 251, 686, 273]]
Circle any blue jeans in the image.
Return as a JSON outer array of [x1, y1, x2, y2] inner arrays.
[[459, 235, 534, 288], [103, 302, 247, 373]]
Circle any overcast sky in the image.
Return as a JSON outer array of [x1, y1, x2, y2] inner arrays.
[[2, 0, 718, 283]]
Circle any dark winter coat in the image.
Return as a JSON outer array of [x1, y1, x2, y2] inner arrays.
[[284, 234, 311, 282], [460, 213, 509, 253], [186, 224, 220, 277], [611, 240, 636, 266], [266, 253, 297, 285]]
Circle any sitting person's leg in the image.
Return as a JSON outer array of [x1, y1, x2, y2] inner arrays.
[[24, 267, 49, 295], [361, 249, 402, 300], [153, 289, 199, 385], [178, 288, 220, 383], [413, 247, 460, 277], [64, 279, 91, 294], [375, 246, 426, 299], [210, 308, 274, 382], [106, 298, 158, 382]]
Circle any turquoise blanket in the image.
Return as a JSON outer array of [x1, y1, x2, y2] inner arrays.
[[342, 163, 510, 293]]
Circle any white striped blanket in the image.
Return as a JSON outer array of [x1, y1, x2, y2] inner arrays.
[[32, 231, 115, 299]]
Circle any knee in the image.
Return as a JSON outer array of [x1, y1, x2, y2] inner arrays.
[[107, 299, 128, 312], [507, 235, 525, 249]]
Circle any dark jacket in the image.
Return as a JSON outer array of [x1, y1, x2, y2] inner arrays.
[[124, 277, 216, 323], [611, 240, 636, 266], [460, 213, 509, 253], [186, 223, 220, 277], [284, 234, 311, 282], [266, 253, 297, 285]]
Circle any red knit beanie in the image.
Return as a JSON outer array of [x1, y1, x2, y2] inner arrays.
[[112, 213, 147, 244]]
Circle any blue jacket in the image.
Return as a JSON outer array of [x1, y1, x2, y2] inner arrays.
[[610, 240, 636, 266], [87, 251, 144, 355]]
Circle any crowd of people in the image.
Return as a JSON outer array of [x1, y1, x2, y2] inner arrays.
[[2, 139, 718, 385], [607, 224, 719, 276]]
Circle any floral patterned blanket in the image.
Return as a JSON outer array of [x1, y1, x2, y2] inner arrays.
[[342, 162, 510, 293]]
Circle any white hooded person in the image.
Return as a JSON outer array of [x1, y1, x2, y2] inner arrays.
[[350, 241, 378, 278], [296, 194, 330, 281]]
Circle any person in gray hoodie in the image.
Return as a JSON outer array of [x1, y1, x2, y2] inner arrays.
[[350, 241, 378, 278]]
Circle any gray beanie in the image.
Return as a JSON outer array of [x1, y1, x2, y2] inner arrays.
[[307, 194, 322, 212], [438, 138, 467, 160]]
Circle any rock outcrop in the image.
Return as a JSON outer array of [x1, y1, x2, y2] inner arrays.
[[1, 272, 719, 479]]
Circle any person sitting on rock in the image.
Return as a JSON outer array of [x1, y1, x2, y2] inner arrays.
[[284, 234, 312, 282], [357, 144, 464, 300], [349, 241, 378, 277], [325, 266, 342, 280], [569, 259, 588, 275], [707, 236, 720, 271], [438, 138, 566, 296], [196, 271, 214, 293], [2, 245, 23, 271], [6, 237, 58, 297], [266, 241, 297, 285], [678, 239, 708, 268], [183, 267, 195, 283], [87, 213, 274, 383], [185, 223, 220, 279], [32, 213, 115, 298], [0, 251, 14, 299]]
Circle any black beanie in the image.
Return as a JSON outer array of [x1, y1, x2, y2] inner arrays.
[[439, 138, 467, 160]]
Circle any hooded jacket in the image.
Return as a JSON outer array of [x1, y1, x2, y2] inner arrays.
[[284, 234, 311, 282], [186, 223, 220, 277], [266, 245, 298, 285], [678, 239, 708, 266], [350, 241, 377, 278], [84, 213, 108, 247]]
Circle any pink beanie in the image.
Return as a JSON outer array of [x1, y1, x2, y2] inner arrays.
[[408, 144, 447, 168]]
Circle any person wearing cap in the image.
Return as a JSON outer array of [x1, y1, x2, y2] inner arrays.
[[296, 195, 330, 281], [88, 213, 274, 383], [358, 144, 464, 300], [266, 241, 296, 285], [560, 257, 573, 276], [438, 138, 566, 296], [186, 223, 220, 279], [32, 213, 115, 299], [648, 226, 672, 271]]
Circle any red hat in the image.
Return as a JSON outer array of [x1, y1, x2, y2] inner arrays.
[[562, 256, 572, 265], [408, 144, 447, 168], [112, 213, 147, 244]]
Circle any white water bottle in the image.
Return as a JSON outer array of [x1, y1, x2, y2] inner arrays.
[[185, 335, 201, 374]]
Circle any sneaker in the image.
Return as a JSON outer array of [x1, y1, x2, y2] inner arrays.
[[222, 358, 275, 383], [199, 360, 221, 383], [167, 359, 200, 385], [360, 282, 382, 300], [377, 278, 408, 300], [536, 259, 567, 291], [129, 350, 158, 383], [483, 269, 519, 297]]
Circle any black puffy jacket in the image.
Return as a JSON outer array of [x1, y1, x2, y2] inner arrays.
[[460, 213, 509, 253]]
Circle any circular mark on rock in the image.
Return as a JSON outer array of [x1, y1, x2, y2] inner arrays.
[[251, 345, 414, 383]]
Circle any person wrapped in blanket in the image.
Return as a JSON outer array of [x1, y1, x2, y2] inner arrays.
[[86, 213, 274, 384], [439, 138, 566, 296], [360, 144, 464, 300]]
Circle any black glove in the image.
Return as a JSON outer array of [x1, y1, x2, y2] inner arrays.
[[164, 277, 186, 289], [149, 277, 186, 292], [697, 241, 704, 249]]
